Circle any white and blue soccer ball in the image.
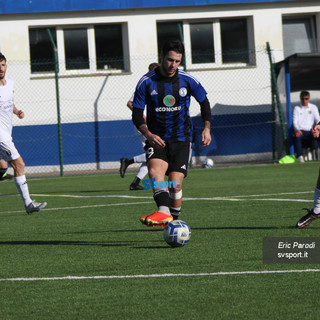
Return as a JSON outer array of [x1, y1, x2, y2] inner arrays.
[[202, 158, 214, 168], [163, 220, 191, 247]]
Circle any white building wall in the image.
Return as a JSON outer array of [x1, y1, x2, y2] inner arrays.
[[0, 1, 319, 128]]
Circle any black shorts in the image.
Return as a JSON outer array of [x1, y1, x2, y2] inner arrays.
[[145, 140, 192, 177]]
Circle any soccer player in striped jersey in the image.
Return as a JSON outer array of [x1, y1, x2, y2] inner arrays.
[[132, 39, 212, 227]]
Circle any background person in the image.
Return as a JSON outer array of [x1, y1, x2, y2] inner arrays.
[[0, 52, 47, 213], [120, 63, 160, 190], [132, 39, 212, 227], [293, 91, 320, 162]]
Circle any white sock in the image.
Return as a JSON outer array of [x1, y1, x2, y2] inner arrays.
[[136, 163, 148, 180], [158, 206, 171, 215], [14, 175, 32, 207], [134, 153, 146, 163], [313, 187, 320, 214]]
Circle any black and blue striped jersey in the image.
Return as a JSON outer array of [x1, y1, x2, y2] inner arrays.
[[132, 68, 207, 142]]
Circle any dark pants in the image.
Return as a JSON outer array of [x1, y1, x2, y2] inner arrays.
[[294, 130, 318, 157]]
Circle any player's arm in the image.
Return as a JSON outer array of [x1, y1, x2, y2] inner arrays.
[[312, 105, 320, 137], [199, 97, 212, 147], [292, 107, 303, 137], [127, 100, 133, 111], [127, 93, 135, 112], [132, 107, 165, 148], [312, 124, 320, 138], [13, 104, 24, 119]]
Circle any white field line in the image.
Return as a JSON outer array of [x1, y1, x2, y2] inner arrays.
[[0, 191, 314, 201], [30, 192, 313, 203], [230, 191, 314, 198], [0, 191, 314, 214], [1, 269, 319, 282], [3, 201, 153, 214], [247, 198, 313, 202], [1, 190, 313, 200]]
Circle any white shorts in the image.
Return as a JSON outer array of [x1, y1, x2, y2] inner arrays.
[[0, 140, 21, 162]]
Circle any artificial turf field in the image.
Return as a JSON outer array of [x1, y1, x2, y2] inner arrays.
[[0, 162, 319, 320]]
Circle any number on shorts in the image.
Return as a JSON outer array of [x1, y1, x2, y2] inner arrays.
[[147, 147, 154, 159]]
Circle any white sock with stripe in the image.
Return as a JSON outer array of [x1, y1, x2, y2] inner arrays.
[[14, 175, 32, 207]]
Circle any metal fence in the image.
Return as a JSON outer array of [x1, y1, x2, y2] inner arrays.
[[6, 46, 283, 176]]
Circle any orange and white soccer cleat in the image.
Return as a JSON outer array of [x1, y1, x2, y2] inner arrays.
[[140, 211, 173, 227]]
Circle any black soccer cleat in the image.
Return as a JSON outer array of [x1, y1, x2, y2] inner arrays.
[[296, 209, 320, 228], [129, 184, 144, 190], [129, 176, 144, 190], [0, 173, 14, 181], [120, 158, 132, 178]]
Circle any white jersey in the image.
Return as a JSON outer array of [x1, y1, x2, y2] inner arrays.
[[0, 76, 15, 142], [293, 103, 320, 132]]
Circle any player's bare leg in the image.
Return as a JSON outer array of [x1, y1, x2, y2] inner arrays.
[[140, 159, 172, 227]]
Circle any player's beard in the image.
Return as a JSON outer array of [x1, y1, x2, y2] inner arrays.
[[164, 65, 176, 77]]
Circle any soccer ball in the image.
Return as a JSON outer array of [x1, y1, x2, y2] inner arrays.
[[163, 220, 191, 247], [202, 158, 214, 168]]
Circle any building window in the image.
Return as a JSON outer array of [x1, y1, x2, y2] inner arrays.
[[221, 18, 249, 64], [29, 27, 56, 73], [29, 23, 127, 74], [64, 28, 89, 70], [157, 21, 184, 57], [95, 24, 124, 70], [190, 23, 215, 64], [157, 17, 254, 69], [282, 16, 317, 58]]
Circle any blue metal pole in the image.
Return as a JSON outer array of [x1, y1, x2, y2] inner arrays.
[[284, 60, 294, 155]]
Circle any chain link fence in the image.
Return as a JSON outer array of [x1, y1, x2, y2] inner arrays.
[[6, 46, 283, 176]]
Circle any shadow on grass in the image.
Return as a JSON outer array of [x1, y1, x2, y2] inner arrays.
[[192, 226, 302, 230], [62, 228, 162, 234], [0, 240, 172, 249], [60, 226, 320, 236], [0, 240, 162, 247]]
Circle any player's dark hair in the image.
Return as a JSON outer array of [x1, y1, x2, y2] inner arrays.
[[0, 52, 6, 62], [161, 40, 185, 58], [300, 90, 310, 99]]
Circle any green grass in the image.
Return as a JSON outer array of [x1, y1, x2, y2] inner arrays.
[[0, 162, 320, 319]]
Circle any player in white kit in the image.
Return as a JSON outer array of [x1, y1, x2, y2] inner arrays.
[[119, 63, 160, 190], [119, 94, 148, 190], [0, 52, 47, 213]]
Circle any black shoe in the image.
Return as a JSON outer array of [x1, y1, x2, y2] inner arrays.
[[120, 158, 133, 178], [172, 214, 179, 220], [0, 173, 14, 181], [129, 184, 144, 190], [296, 209, 320, 228], [129, 177, 144, 190]]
